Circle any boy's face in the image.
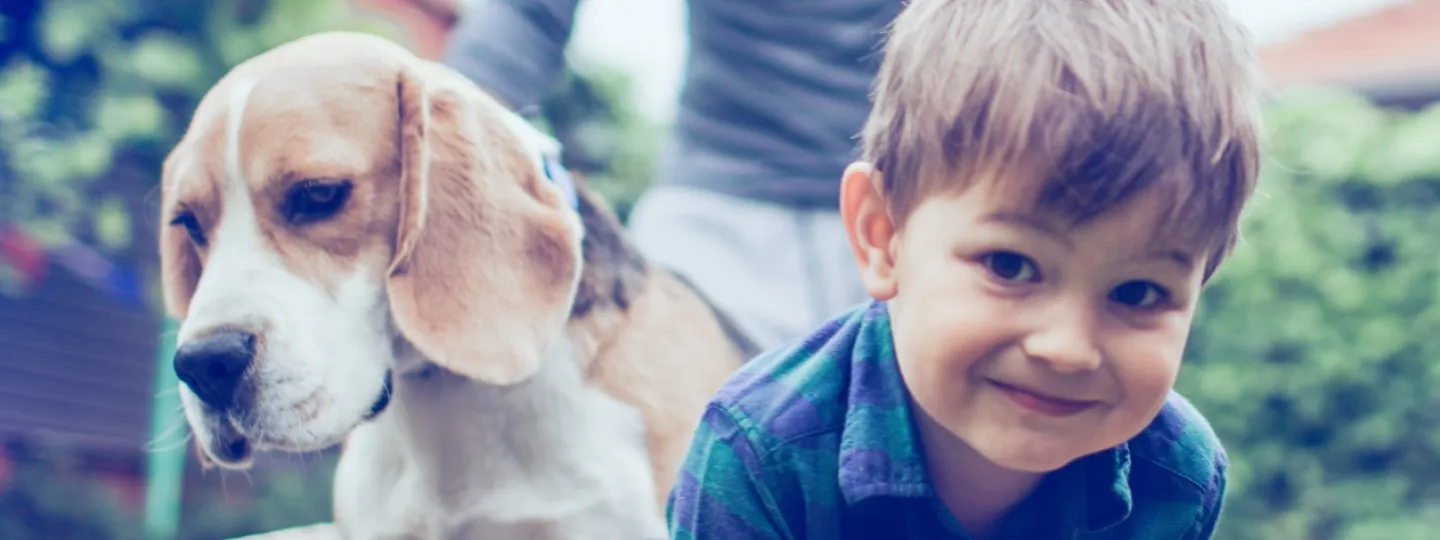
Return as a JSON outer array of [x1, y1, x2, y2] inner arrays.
[[840, 162, 1207, 473]]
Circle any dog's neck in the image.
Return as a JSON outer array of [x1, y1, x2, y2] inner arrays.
[[380, 335, 655, 515]]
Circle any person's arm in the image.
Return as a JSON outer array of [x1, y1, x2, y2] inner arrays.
[[1187, 455, 1228, 539], [442, 0, 581, 112], [666, 405, 791, 540]]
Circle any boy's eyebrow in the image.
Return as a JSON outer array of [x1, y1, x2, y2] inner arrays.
[[982, 211, 1072, 247], [1153, 249, 1195, 272]]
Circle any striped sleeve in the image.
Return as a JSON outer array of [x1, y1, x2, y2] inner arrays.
[[442, 0, 579, 111], [666, 405, 791, 540]]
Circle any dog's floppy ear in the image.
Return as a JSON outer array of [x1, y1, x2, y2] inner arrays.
[[386, 63, 583, 385], [158, 157, 202, 319]]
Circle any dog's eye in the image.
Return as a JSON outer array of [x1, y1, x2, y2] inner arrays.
[[283, 180, 352, 225], [169, 212, 207, 247]]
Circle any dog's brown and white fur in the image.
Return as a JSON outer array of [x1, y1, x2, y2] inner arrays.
[[159, 31, 752, 539]]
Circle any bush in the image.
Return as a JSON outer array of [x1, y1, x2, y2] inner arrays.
[[174, 453, 339, 540], [0, 0, 398, 299], [0, 441, 140, 540], [1180, 89, 1440, 539]]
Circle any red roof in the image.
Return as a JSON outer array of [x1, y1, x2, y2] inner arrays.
[[348, 0, 458, 60], [1260, 0, 1440, 88]]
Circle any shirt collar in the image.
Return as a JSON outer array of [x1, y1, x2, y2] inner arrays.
[[834, 301, 1134, 533]]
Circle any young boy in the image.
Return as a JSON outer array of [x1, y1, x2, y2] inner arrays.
[[666, 0, 1261, 539]]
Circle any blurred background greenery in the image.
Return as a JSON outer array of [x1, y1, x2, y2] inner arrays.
[[0, 0, 1438, 539]]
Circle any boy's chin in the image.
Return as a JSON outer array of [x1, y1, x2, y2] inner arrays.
[[966, 430, 1097, 474]]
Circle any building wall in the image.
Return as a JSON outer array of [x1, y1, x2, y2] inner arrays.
[[0, 259, 159, 455]]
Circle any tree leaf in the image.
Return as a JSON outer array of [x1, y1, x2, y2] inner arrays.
[[129, 32, 206, 90], [94, 93, 166, 143], [37, 0, 97, 64], [93, 196, 132, 251], [0, 59, 51, 122]]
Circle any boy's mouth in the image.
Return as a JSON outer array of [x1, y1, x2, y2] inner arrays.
[[988, 380, 1099, 417]]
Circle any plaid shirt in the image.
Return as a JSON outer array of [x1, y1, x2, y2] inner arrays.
[[667, 301, 1228, 539]]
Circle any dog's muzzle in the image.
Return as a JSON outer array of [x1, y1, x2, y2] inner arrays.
[[175, 328, 257, 410], [175, 329, 394, 465]]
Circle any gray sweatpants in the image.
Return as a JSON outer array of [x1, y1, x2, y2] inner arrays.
[[626, 185, 870, 352]]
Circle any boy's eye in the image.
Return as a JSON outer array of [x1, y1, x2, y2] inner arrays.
[[983, 252, 1039, 283], [1110, 280, 1167, 308]]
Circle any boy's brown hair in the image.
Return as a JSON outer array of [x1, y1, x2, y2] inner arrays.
[[861, 0, 1263, 278]]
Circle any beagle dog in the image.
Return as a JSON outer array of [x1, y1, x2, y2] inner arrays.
[[159, 31, 756, 539]]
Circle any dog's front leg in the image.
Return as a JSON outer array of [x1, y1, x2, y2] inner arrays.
[[229, 523, 431, 540], [333, 422, 434, 539], [229, 523, 344, 540]]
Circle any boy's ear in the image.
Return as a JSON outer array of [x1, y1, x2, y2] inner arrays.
[[840, 162, 899, 301]]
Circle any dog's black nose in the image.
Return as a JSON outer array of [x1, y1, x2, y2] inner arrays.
[[174, 329, 256, 409]]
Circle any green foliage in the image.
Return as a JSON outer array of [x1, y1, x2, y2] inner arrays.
[[1179, 89, 1440, 539], [174, 453, 338, 540], [0, 0, 398, 295], [538, 64, 663, 222], [0, 441, 141, 540], [0, 442, 337, 539]]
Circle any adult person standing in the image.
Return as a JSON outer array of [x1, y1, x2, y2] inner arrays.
[[444, 0, 902, 350]]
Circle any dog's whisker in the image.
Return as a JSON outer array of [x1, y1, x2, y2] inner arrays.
[[143, 417, 194, 453], [153, 386, 181, 399]]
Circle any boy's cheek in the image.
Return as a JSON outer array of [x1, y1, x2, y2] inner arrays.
[[1107, 335, 1186, 405], [900, 272, 1033, 330], [1109, 303, 1197, 334], [893, 290, 1023, 361]]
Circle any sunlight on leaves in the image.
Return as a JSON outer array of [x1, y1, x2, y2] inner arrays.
[[95, 93, 166, 143], [129, 32, 207, 90], [0, 59, 50, 122], [93, 196, 132, 252], [37, 0, 98, 64]]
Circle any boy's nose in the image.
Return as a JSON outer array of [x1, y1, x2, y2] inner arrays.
[[1021, 309, 1102, 373]]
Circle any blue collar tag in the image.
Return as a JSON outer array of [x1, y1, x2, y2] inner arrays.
[[541, 152, 579, 211]]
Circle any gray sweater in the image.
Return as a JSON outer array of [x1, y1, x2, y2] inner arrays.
[[444, 0, 901, 209]]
